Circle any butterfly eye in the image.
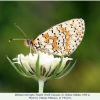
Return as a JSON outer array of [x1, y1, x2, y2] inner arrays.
[[24, 39, 31, 47]]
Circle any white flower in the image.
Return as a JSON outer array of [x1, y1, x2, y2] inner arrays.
[[7, 51, 76, 93]]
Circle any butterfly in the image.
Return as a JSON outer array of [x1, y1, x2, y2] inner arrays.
[[9, 18, 85, 56]]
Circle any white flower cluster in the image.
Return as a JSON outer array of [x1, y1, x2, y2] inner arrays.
[[13, 52, 73, 80], [7, 51, 76, 93]]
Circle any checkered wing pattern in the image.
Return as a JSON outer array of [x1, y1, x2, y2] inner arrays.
[[32, 18, 85, 56]]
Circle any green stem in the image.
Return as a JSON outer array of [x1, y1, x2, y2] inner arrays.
[[38, 80, 44, 93]]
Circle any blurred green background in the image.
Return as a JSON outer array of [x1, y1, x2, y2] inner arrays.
[[0, 1, 100, 93]]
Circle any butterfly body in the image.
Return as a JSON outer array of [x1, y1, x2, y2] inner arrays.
[[24, 18, 85, 56]]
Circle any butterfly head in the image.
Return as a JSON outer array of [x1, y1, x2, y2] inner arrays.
[[24, 39, 32, 47], [24, 39, 37, 53]]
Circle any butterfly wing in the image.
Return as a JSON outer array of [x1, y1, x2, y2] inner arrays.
[[33, 18, 85, 56]]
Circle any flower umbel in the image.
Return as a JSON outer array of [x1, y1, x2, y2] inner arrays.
[[7, 52, 76, 93]]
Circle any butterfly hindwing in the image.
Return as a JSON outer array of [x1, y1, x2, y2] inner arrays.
[[32, 18, 85, 56]]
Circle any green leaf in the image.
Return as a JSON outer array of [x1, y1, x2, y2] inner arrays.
[[49, 56, 63, 79], [55, 59, 77, 79], [19, 59, 35, 77], [55, 61, 71, 78], [17, 64, 27, 75], [6, 56, 28, 77], [36, 53, 40, 77]]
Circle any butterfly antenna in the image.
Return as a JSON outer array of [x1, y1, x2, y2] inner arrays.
[[9, 38, 26, 42], [14, 23, 28, 38], [8, 23, 28, 42]]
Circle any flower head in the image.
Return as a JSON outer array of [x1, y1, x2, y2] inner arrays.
[[7, 51, 76, 92], [8, 52, 74, 80]]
